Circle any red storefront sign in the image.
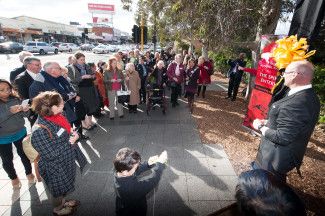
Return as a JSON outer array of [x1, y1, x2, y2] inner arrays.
[[88, 3, 115, 14]]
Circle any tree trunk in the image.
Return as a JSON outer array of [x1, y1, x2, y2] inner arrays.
[[246, 0, 282, 100]]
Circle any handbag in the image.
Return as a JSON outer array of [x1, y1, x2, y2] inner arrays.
[[23, 124, 52, 182], [23, 124, 52, 162], [117, 85, 131, 104]]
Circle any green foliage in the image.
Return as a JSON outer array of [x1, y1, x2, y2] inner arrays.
[[208, 47, 252, 75], [208, 51, 231, 75], [313, 65, 325, 124]]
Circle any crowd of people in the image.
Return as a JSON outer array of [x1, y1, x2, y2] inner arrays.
[[0, 48, 214, 215], [0, 46, 320, 215]]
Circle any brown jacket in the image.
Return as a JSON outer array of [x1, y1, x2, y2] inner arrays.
[[125, 70, 141, 105]]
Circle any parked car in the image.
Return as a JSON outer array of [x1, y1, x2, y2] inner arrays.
[[58, 43, 79, 52], [0, 41, 24, 53], [80, 43, 95, 51], [50, 42, 62, 48], [93, 45, 109, 54], [108, 44, 119, 52], [24, 41, 58, 54]]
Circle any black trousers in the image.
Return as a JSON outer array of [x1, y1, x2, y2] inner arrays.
[[128, 104, 137, 112], [227, 73, 242, 99], [0, 136, 32, 180], [171, 84, 181, 104], [140, 77, 147, 103]]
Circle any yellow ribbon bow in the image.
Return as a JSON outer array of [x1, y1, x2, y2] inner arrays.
[[271, 35, 316, 69]]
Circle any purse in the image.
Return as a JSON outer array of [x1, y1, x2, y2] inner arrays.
[[22, 124, 52, 182], [23, 124, 52, 162], [117, 85, 131, 104]]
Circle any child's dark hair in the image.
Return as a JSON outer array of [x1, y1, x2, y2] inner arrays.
[[0, 79, 19, 102], [114, 148, 141, 172], [235, 169, 306, 216]]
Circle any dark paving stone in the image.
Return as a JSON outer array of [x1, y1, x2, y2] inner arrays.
[[207, 158, 237, 176], [182, 132, 202, 145], [184, 143, 207, 158], [155, 175, 189, 202], [184, 158, 211, 176], [147, 199, 194, 216], [67, 172, 109, 204], [186, 175, 220, 201], [189, 200, 235, 216]]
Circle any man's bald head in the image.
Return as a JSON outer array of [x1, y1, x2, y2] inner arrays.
[[284, 60, 314, 87]]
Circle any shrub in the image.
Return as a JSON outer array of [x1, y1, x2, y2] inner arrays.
[[313, 65, 325, 124]]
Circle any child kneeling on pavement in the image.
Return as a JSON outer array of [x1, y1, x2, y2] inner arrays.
[[113, 148, 167, 216]]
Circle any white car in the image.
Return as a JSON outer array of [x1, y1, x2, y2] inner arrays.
[[106, 44, 118, 52], [58, 43, 79, 52], [93, 45, 109, 54], [24, 41, 58, 55]]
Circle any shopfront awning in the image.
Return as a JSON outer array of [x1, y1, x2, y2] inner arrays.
[[23, 29, 42, 35], [2, 28, 21, 33]]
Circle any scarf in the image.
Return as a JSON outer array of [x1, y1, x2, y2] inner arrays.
[[75, 63, 87, 76], [44, 114, 71, 134], [41, 71, 74, 100]]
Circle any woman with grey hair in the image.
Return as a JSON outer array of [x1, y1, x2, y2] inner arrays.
[[124, 63, 141, 113], [167, 54, 185, 107]]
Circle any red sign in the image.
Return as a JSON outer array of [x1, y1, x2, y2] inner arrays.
[[243, 58, 278, 129], [243, 39, 279, 131], [88, 3, 115, 14], [93, 17, 110, 23]]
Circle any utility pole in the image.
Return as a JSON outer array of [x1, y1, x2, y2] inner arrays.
[[141, 14, 144, 51]]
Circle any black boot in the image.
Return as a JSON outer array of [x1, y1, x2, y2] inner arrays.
[[197, 86, 201, 97], [202, 86, 206, 98]]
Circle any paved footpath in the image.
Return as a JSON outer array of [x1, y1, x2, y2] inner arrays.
[[0, 93, 237, 216]]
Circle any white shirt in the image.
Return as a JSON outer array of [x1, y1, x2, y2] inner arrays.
[[175, 64, 180, 76], [26, 70, 38, 80], [288, 84, 312, 96]]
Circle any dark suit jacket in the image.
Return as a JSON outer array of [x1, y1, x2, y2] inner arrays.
[[255, 88, 320, 175], [10, 65, 26, 83], [14, 71, 34, 99], [136, 64, 150, 80]]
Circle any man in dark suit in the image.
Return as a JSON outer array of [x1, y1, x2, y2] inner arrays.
[[14, 56, 42, 100], [252, 60, 320, 182], [9, 51, 33, 83], [137, 56, 150, 103], [14, 56, 42, 125], [226, 53, 246, 101]]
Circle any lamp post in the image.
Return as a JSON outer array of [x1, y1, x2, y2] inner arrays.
[[141, 14, 144, 51]]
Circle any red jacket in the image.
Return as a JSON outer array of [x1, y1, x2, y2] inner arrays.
[[167, 62, 185, 84], [198, 61, 211, 84]]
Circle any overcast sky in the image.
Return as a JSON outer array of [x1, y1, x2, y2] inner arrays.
[[0, 0, 138, 33]]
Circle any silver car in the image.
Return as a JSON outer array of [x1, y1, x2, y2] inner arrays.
[[24, 41, 58, 55]]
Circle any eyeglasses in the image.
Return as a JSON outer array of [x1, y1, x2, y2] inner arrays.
[[284, 71, 296, 75]]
